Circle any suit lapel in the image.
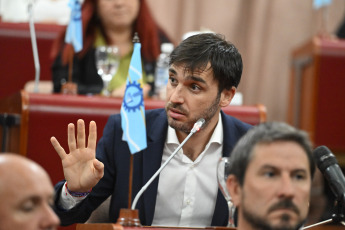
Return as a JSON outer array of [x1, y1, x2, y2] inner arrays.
[[211, 111, 233, 226], [141, 110, 168, 225], [221, 111, 233, 158]]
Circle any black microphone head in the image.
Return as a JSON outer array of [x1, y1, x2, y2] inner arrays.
[[313, 145, 338, 173]]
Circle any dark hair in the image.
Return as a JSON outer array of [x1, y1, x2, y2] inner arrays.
[[228, 122, 315, 186], [51, 0, 169, 64], [169, 33, 243, 93]]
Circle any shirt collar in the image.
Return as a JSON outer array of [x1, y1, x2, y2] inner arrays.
[[209, 112, 223, 145]]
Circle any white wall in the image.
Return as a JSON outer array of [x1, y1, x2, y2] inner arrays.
[[0, 0, 70, 24]]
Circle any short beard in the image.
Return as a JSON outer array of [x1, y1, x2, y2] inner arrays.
[[166, 92, 221, 133], [241, 199, 305, 230]]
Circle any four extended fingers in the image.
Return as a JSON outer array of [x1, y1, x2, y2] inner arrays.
[[52, 119, 97, 156]]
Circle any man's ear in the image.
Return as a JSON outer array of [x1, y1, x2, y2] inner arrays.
[[220, 87, 236, 107], [226, 174, 241, 207]]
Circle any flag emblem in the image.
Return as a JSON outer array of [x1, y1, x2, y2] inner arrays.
[[123, 81, 144, 112]]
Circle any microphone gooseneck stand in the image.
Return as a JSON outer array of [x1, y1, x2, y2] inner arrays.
[[116, 118, 205, 226], [303, 201, 345, 229], [131, 118, 205, 210]]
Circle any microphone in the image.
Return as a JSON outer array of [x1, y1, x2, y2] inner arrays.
[[302, 146, 345, 228], [131, 118, 206, 210], [313, 145, 345, 207], [191, 118, 206, 133]]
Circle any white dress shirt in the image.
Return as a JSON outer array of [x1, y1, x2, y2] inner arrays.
[[152, 114, 223, 227]]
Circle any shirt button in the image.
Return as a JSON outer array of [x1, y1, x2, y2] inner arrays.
[[186, 200, 191, 205]]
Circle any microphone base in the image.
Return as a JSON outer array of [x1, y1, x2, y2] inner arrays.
[[116, 208, 142, 227]]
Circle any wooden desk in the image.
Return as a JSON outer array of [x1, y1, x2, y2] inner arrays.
[[76, 223, 345, 230], [76, 224, 236, 230]]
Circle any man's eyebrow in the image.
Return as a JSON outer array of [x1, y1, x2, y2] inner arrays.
[[260, 164, 277, 170], [169, 68, 177, 75], [169, 67, 207, 84], [260, 164, 308, 173], [257, 164, 280, 173], [292, 168, 308, 174], [185, 75, 207, 84]]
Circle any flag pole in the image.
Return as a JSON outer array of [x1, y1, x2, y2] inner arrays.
[[61, 46, 78, 94], [127, 32, 141, 210], [116, 32, 142, 227], [68, 49, 74, 84], [61, 0, 81, 95], [128, 154, 133, 209]]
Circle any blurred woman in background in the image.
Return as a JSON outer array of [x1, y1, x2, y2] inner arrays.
[[51, 0, 172, 96]]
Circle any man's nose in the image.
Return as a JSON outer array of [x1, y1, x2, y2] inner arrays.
[[40, 204, 60, 229], [278, 174, 295, 198], [169, 86, 184, 104]]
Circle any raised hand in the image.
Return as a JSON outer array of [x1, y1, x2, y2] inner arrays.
[[50, 119, 104, 192]]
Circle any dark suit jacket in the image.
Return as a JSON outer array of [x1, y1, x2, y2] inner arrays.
[[54, 109, 252, 226]]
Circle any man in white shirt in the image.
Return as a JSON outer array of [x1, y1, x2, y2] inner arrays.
[[226, 122, 315, 230], [50, 33, 251, 227]]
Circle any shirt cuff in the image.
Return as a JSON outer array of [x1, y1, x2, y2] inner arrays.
[[58, 182, 89, 210]]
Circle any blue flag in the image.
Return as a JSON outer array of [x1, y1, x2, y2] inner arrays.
[[65, 0, 82, 52], [121, 42, 147, 154], [313, 0, 332, 9]]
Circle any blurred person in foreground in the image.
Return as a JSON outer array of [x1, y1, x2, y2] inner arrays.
[[0, 153, 60, 230], [226, 122, 315, 230], [50, 0, 172, 97], [50, 33, 251, 227]]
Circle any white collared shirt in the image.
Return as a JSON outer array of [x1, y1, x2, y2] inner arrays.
[[152, 113, 223, 227]]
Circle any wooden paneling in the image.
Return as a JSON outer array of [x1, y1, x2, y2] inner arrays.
[[288, 36, 345, 160], [0, 22, 63, 99]]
